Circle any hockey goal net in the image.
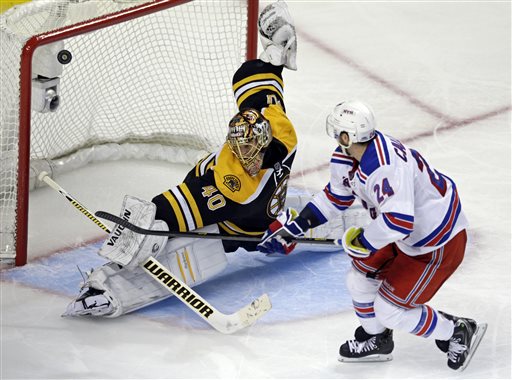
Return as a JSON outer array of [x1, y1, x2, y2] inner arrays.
[[0, 0, 258, 266]]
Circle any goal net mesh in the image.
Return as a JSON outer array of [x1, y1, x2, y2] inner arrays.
[[0, 0, 254, 264]]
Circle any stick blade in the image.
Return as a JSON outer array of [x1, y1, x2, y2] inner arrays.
[[238, 293, 272, 326], [212, 293, 272, 334]]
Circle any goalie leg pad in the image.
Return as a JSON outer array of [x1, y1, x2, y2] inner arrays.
[[73, 226, 228, 317], [161, 230, 228, 287], [72, 260, 177, 318]]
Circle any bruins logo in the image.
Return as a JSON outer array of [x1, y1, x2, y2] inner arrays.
[[223, 175, 241, 192], [267, 175, 289, 218]]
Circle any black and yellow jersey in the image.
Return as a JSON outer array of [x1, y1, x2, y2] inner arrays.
[[152, 60, 297, 252]]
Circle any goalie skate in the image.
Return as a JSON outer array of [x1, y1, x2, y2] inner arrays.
[[62, 287, 113, 317]]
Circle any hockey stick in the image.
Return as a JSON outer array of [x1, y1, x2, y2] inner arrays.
[[38, 171, 271, 334], [39, 172, 111, 233], [95, 210, 339, 246]]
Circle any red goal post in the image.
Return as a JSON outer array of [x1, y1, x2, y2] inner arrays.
[[0, 0, 259, 266]]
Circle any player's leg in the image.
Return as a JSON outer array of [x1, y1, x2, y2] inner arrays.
[[371, 243, 462, 342], [63, 195, 169, 317], [64, 225, 228, 318], [338, 245, 396, 362], [373, 230, 486, 370]]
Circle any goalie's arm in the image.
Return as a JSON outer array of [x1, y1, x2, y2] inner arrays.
[[232, 59, 286, 112]]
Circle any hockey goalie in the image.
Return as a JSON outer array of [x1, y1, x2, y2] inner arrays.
[[64, 1, 362, 318]]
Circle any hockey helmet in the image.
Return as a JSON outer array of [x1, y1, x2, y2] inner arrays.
[[227, 108, 272, 176], [326, 100, 376, 148]]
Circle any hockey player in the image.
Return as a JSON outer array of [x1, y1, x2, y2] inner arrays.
[[258, 100, 487, 371], [64, 1, 300, 318]]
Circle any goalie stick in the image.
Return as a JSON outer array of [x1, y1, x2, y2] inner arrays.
[[95, 210, 339, 246], [38, 171, 271, 334]]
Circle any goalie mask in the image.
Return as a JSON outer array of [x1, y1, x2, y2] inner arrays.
[[326, 100, 376, 154], [227, 109, 272, 176]]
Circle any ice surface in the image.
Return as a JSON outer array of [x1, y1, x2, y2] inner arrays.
[[1, 1, 510, 379]]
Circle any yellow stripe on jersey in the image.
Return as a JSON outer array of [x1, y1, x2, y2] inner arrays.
[[194, 153, 216, 177], [178, 183, 203, 229], [194, 157, 206, 177], [206, 159, 215, 172], [236, 85, 284, 109], [219, 222, 238, 235], [218, 221, 264, 236], [233, 73, 284, 93], [163, 190, 187, 231]]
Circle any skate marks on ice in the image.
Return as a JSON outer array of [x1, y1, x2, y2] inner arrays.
[[1, 242, 353, 329]]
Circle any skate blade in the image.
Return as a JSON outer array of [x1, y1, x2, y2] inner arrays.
[[338, 354, 393, 363], [458, 323, 488, 372]]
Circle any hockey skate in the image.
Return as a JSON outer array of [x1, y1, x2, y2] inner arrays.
[[436, 312, 488, 371], [62, 287, 113, 317], [338, 327, 394, 362]]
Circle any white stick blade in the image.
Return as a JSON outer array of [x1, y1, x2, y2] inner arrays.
[[209, 293, 272, 334], [237, 293, 272, 326]]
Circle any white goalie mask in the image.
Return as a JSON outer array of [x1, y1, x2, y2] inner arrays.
[[227, 109, 272, 176], [326, 100, 376, 153]]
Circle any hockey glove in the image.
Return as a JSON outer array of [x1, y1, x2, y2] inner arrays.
[[258, 208, 305, 255], [258, 1, 297, 70], [336, 226, 371, 259]]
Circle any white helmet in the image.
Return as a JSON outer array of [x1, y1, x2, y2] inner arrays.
[[325, 101, 376, 148]]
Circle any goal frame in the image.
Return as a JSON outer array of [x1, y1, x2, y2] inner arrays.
[[13, 0, 259, 266]]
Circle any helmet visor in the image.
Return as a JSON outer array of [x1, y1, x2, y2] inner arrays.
[[228, 137, 266, 176], [227, 109, 271, 176]]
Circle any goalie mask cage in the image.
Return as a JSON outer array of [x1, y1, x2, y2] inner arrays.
[[0, 0, 259, 266]]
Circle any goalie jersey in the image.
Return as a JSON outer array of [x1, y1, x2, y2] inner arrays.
[[152, 60, 297, 252]]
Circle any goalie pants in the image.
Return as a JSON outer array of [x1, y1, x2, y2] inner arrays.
[[87, 226, 228, 318], [346, 229, 467, 340]]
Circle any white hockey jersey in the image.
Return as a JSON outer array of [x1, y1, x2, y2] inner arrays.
[[308, 131, 468, 256]]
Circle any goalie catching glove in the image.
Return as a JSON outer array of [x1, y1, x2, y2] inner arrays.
[[258, 0, 297, 70], [336, 226, 371, 259], [258, 208, 308, 255]]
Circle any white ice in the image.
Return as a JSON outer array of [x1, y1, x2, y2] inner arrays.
[[1, 1, 511, 379]]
